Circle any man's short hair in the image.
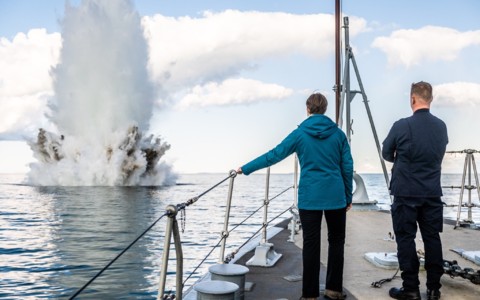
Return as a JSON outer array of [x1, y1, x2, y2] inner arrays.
[[411, 81, 433, 102], [306, 93, 328, 114]]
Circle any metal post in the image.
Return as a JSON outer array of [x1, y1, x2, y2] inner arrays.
[[455, 153, 469, 228], [158, 205, 177, 300], [340, 16, 391, 203], [335, 0, 341, 123], [288, 155, 300, 243], [344, 18, 352, 143], [351, 52, 391, 197], [338, 17, 349, 130], [468, 154, 473, 222], [471, 154, 480, 212], [293, 155, 298, 207], [245, 166, 282, 267], [447, 149, 480, 228], [262, 168, 271, 244], [218, 170, 237, 263], [172, 217, 183, 300]]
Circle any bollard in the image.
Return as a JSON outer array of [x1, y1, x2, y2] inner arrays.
[[209, 264, 249, 300], [194, 280, 239, 300]]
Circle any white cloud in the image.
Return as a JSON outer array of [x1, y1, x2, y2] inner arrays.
[[142, 10, 367, 88], [0, 11, 368, 139], [372, 26, 480, 67], [434, 82, 480, 107], [175, 77, 294, 109], [0, 92, 53, 139], [0, 29, 61, 139], [0, 29, 61, 97]]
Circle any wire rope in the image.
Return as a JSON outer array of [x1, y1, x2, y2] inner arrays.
[[69, 212, 169, 299], [70, 172, 237, 299]]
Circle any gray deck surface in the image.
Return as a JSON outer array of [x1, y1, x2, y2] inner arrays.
[[236, 218, 355, 300], [234, 210, 480, 300]]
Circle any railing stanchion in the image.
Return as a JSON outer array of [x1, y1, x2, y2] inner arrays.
[[246, 167, 282, 267], [450, 149, 480, 229], [172, 213, 183, 300], [294, 155, 298, 207], [158, 205, 178, 300], [288, 155, 300, 242], [219, 170, 237, 263], [262, 167, 271, 243]]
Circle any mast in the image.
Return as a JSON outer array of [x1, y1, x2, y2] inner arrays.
[[335, 0, 341, 124]]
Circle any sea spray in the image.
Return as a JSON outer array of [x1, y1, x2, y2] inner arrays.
[[27, 0, 175, 186]]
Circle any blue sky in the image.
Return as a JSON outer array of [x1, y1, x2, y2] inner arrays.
[[1, 0, 480, 175]]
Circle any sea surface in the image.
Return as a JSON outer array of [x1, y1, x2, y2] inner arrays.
[[1, 173, 478, 299]]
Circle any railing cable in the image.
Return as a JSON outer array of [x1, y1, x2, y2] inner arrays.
[[178, 170, 237, 210], [70, 172, 237, 299], [181, 185, 293, 287], [224, 204, 293, 263], [266, 205, 292, 226], [69, 211, 169, 299], [182, 238, 225, 286], [228, 185, 293, 234]]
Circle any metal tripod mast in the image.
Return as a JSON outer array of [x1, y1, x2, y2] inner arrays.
[[338, 16, 391, 201]]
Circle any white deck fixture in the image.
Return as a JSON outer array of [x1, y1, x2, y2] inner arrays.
[[246, 242, 282, 267], [364, 252, 425, 270]]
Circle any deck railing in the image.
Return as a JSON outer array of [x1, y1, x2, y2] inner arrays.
[[157, 158, 299, 300], [68, 155, 299, 299]]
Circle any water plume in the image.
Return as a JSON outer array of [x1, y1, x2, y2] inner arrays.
[[27, 0, 175, 186]]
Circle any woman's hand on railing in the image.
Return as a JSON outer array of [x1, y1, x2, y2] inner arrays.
[[236, 167, 243, 175]]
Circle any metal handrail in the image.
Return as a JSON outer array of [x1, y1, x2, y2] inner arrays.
[[157, 170, 237, 299], [157, 205, 183, 300], [218, 170, 238, 263], [223, 185, 294, 263], [66, 155, 298, 300], [261, 167, 271, 244], [446, 150, 480, 228], [157, 163, 299, 299], [289, 155, 300, 242]]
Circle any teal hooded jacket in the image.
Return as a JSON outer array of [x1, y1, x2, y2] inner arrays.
[[241, 114, 353, 210]]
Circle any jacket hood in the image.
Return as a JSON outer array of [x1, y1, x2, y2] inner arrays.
[[299, 114, 338, 139]]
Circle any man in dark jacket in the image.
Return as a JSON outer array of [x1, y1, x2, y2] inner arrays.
[[382, 81, 448, 300]]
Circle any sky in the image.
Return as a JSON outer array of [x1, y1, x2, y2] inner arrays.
[[1, 0, 480, 175]]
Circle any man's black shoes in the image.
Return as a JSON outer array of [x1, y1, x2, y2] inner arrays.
[[427, 289, 441, 300], [389, 287, 421, 300]]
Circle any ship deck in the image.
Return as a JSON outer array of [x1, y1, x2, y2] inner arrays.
[[234, 210, 480, 300]]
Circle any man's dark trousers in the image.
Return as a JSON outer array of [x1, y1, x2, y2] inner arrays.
[[391, 196, 444, 291]]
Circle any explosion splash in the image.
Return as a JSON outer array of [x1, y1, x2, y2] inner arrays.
[[27, 0, 175, 186]]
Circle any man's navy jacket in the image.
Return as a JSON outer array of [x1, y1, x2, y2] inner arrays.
[[382, 109, 448, 197]]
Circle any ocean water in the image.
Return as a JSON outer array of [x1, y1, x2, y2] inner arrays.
[[1, 173, 478, 299]]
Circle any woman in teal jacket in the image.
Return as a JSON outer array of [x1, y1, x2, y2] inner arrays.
[[238, 93, 353, 300]]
